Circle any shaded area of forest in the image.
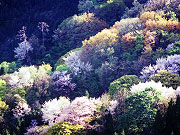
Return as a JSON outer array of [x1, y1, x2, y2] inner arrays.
[[0, 0, 79, 62]]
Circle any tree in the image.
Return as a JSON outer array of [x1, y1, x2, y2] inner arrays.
[[149, 70, 180, 90], [109, 75, 140, 98], [38, 22, 49, 52], [14, 26, 33, 65], [118, 89, 158, 134]]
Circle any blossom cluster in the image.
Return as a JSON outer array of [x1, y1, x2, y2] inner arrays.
[[12, 100, 31, 118], [63, 50, 93, 76], [51, 71, 76, 96], [130, 80, 177, 103], [140, 54, 180, 81], [41, 97, 70, 125], [14, 41, 33, 61]]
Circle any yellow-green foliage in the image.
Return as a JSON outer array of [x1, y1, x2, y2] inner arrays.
[[149, 70, 180, 90], [82, 28, 119, 47], [0, 79, 8, 98], [0, 61, 17, 75], [71, 12, 95, 25], [39, 63, 52, 74], [41, 122, 85, 135], [0, 98, 9, 117], [55, 64, 70, 72], [8, 87, 26, 99], [109, 75, 140, 98]]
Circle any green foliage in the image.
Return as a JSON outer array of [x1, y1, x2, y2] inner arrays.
[[108, 75, 140, 98], [95, 0, 126, 25], [168, 41, 180, 55], [166, 12, 178, 21], [122, 34, 144, 62], [74, 74, 101, 98], [158, 30, 180, 47], [38, 63, 52, 74], [7, 87, 26, 99], [0, 99, 9, 135], [0, 61, 17, 75], [0, 79, 8, 98], [135, 34, 144, 55], [149, 70, 180, 89], [42, 122, 85, 135], [55, 64, 70, 72], [52, 13, 107, 65], [118, 88, 158, 134], [152, 48, 166, 63]]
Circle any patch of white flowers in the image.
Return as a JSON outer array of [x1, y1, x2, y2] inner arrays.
[[41, 97, 70, 125], [14, 41, 33, 61], [130, 81, 177, 103], [63, 50, 92, 76], [12, 100, 31, 118]]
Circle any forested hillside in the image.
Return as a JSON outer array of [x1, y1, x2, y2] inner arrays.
[[0, 0, 180, 135], [0, 0, 79, 62]]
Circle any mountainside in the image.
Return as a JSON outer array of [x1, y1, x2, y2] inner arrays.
[[0, 0, 180, 135]]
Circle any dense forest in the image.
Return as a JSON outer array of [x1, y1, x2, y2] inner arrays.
[[0, 0, 180, 135]]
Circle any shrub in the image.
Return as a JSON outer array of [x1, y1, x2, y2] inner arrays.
[[108, 75, 140, 98], [41, 122, 85, 135], [149, 70, 180, 90]]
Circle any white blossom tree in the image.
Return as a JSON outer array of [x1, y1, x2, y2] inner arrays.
[[14, 26, 33, 65]]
